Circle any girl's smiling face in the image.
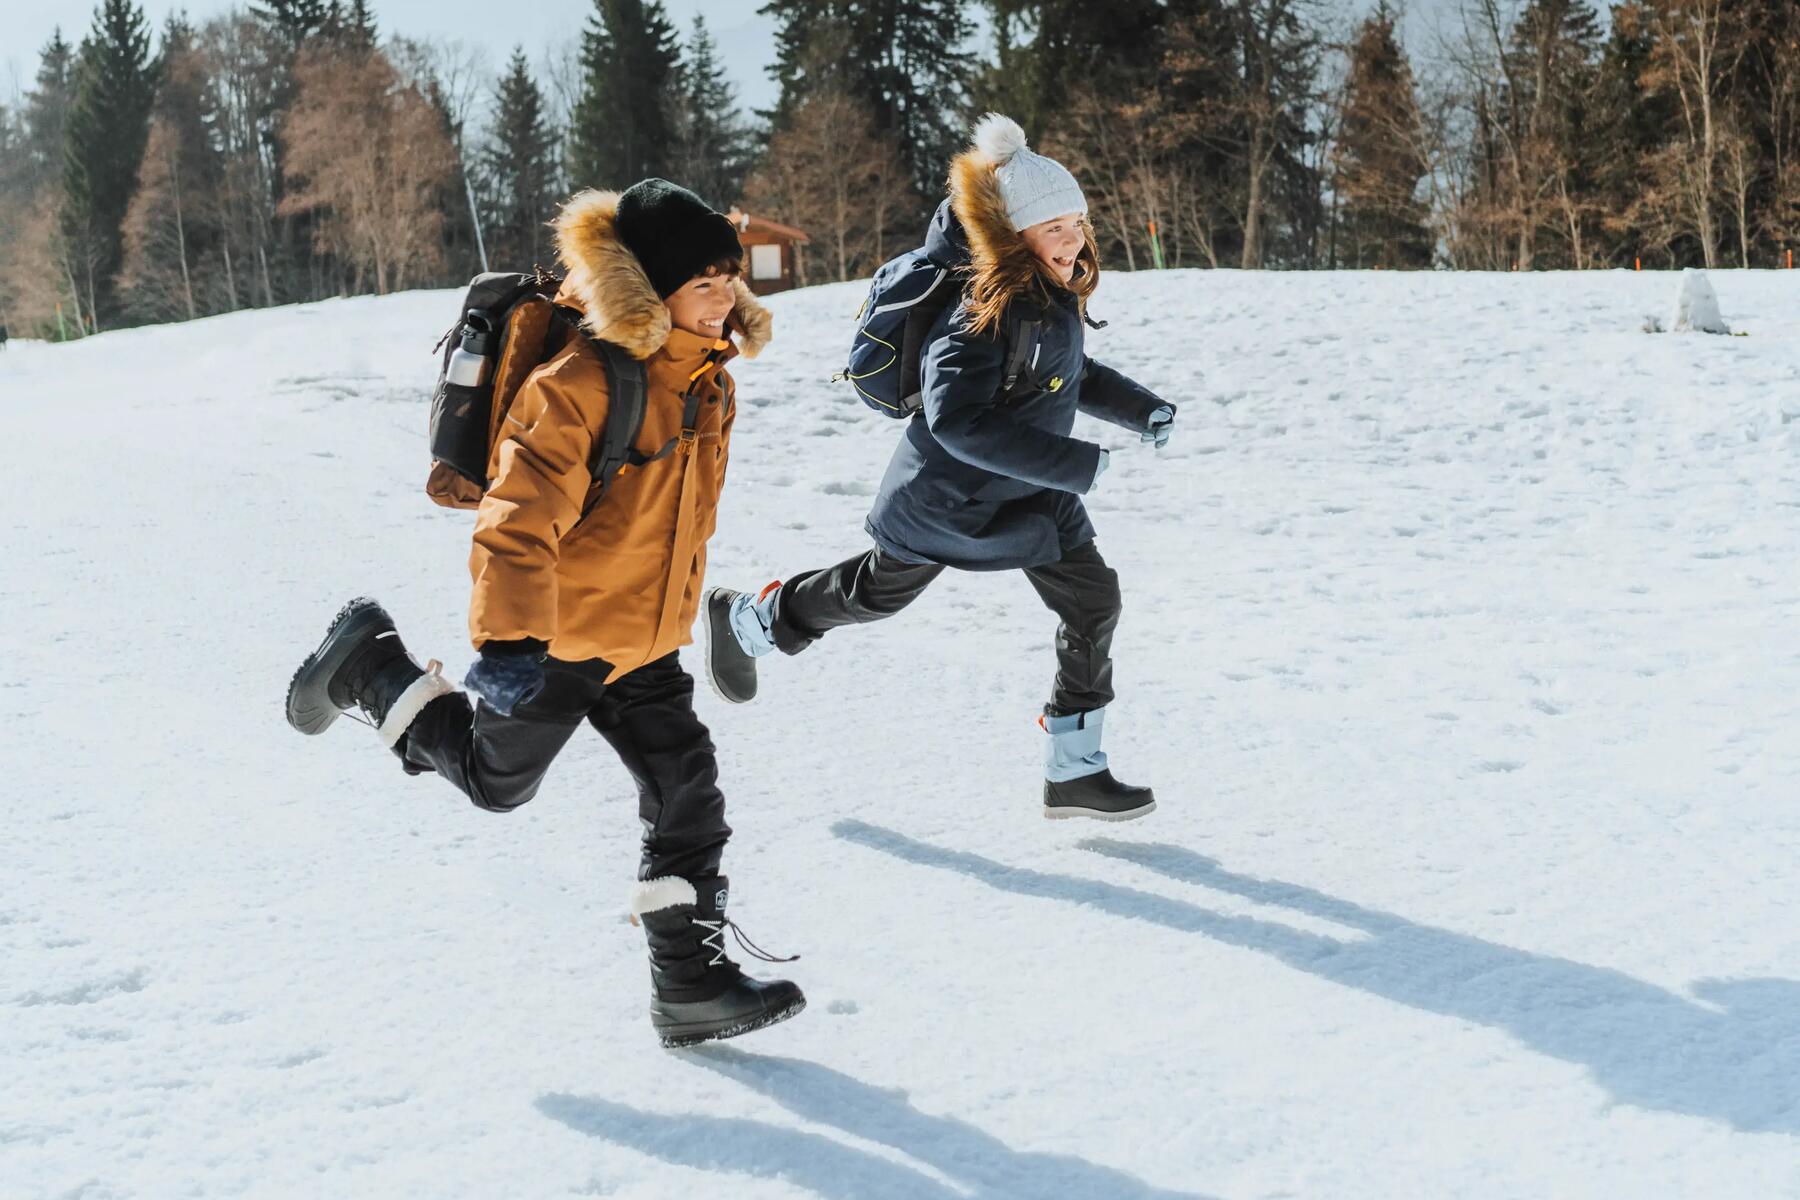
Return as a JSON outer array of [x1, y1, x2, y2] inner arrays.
[[1020, 213, 1086, 284], [664, 268, 739, 338]]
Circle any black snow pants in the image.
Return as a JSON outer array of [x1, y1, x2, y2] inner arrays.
[[401, 653, 728, 882], [768, 539, 1122, 717]]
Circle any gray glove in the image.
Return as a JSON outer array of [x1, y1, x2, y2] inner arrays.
[[1141, 405, 1176, 450]]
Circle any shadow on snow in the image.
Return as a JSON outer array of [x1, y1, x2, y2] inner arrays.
[[539, 1043, 1212, 1200], [832, 818, 1800, 1137]]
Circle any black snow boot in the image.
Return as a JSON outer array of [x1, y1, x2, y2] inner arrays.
[[1044, 771, 1157, 821], [631, 875, 805, 1048], [699, 583, 779, 705], [285, 597, 455, 748], [1042, 708, 1156, 821]]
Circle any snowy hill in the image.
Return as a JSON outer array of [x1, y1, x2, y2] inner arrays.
[[5, 268, 1800, 1198]]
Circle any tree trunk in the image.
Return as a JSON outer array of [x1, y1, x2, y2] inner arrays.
[[172, 163, 196, 322], [1242, 136, 1268, 270]]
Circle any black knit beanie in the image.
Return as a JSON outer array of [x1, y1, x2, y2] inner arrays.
[[614, 178, 744, 299]]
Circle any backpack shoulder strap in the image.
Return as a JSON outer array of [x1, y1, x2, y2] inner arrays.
[[581, 336, 648, 519], [1000, 312, 1040, 398]]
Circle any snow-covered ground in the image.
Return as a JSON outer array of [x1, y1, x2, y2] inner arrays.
[[4, 268, 1799, 1199]]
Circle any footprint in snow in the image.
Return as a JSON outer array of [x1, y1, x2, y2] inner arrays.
[[15, 968, 148, 1007]]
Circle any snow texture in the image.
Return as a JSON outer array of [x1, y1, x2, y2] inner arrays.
[[1674, 269, 1731, 335], [4, 269, 1800, 1198]]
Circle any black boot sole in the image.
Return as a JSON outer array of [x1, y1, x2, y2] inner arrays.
[[285, 597, 391, 735], [699, 588, 758, 705], [656, 993, 807, 1048]]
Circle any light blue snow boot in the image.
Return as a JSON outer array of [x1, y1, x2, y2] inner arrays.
[[1042, 708, 1156, 821], [701, 583, 780, 704]]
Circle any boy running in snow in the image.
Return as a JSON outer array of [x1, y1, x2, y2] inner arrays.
[[703, 115, 1175, 821], [284, 179, 804, 1047]]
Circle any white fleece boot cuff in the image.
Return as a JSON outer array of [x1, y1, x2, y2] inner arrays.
[[377, 666, 457, 748], [629, 876, 699, 924]]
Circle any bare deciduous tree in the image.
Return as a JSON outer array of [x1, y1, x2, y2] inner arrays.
[[744, 86, 914, 283], [279, 48, 458, 294]]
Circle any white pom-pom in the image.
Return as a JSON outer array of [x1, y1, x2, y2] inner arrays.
[[972, 113, 1029, 164]]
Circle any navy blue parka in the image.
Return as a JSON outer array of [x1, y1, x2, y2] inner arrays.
[[864, 201, 1166, 571]]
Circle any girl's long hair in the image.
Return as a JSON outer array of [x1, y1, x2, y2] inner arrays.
[[960, 221, 1100, 339], [948, 146, 1101, 340]]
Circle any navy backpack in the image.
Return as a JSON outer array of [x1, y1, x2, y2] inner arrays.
[[838, 250, 1036, 418]]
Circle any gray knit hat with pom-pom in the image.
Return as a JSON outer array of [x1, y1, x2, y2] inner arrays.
[[971, 113, 1087, 231]]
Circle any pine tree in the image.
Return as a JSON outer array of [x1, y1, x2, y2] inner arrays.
[[255, 0, 330, 47], [1331, 3, 1431, 268], [481, 47, 561, 269], [0, 31, 86, 337], [762, 0, 974, 207], [62, 0, 158, 329], [345, 0, 378, 49], [24, 30, 78, 186], [669, 16, 752, 207], [1588, 10, 1667, 265], [568, 0, 682, 188], [119, 15, 225, 322], [320, 0, 378, 52], [969, 0, 1164, 133]]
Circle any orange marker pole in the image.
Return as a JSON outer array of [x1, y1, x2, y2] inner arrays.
[[1635, 257, 1642, 272]]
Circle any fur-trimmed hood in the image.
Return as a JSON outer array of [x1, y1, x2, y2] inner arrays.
[[552, 188, 773, 362], [946, 143, 1097, 336], [948, 149, 1036, 293]]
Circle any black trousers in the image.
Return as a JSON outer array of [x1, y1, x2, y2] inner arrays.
[[769, 540, 1122, 716], [402, 653, 729, 882]]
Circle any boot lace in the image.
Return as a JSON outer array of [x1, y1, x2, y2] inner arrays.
[[342, 659, 441, 731], [693, 917, 800, 966]]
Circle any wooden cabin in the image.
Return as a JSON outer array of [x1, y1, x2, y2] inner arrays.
[[726, 209, 812, 295]]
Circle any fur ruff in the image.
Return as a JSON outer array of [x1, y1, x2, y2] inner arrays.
[[948, 144, 1098, 336], [629, 875, 699, 920], [378, 667, 457, 748], [950, 149, 1038, 288], [554, 189, 772, 362]]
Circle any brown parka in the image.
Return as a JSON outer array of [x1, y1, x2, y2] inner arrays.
[[467, 189, 772, 680]]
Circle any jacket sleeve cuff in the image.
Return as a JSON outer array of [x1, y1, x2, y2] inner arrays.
[[478, 637, 549, 659]]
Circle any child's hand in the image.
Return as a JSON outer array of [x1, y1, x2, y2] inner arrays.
[[1141, 405, 1176, 450], [464, 640, 548, 717]]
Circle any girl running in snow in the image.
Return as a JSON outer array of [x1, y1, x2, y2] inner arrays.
[[703, 115, 1175, 821]]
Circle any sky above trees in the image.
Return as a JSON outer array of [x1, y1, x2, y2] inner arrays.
[[7, 0, 1506, 120], [4, 0, 780, 110]]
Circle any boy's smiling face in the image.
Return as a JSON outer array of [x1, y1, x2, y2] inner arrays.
[[664, 268, 739, 339]]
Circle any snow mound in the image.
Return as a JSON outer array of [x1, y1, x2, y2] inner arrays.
[[1673, 268, 1731, 334]]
